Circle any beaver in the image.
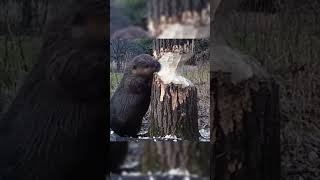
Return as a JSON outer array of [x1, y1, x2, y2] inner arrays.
[[110, 54, 161, 137], [0, 0, 107, 179]]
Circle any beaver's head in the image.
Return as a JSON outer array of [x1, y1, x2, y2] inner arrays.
[[128, 54, 161, 78]]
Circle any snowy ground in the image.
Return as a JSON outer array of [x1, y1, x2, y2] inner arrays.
[[110, 128, 210, 142], [110, 115, 210, 142], [110, 173, 209, 180]]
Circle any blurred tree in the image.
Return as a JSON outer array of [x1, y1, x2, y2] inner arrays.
[[114, 0, 146, 27], [134, 38, 153, 55]]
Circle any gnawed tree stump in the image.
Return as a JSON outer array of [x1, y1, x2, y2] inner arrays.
[[142, 142, 210, 178], [211, 44, 280, 180], [150, 52, 200, 140], [150, 74, 199, 139]]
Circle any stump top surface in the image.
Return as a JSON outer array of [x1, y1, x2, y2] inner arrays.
[[211, 44, 269, 83]]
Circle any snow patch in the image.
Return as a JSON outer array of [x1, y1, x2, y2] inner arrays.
[[199, 128, 210, 141], [121, 172, 141, 176], [121, 161, 139, 169]]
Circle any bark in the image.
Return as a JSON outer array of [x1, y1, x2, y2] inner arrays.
[[149, 74, 200, 140]]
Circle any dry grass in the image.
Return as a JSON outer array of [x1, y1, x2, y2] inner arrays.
[[179, 61, 210, 129]]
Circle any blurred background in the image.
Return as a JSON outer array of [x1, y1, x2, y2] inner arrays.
[[0, 0, 68, 117], [215, 0, 320, 179], [110, 0, 210, 39], [110, 0, 148, 37]]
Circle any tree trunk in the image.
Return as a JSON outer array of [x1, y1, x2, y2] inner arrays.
[[149, 73, 200, 140], [142, 141, 210, 177], [211, 44, 280, 180]]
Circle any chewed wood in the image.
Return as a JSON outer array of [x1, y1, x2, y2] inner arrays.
[[150, 74, 199, 140]]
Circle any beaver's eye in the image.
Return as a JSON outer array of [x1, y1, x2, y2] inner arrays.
[[133, 65, 137, 69], [145, 65, 149, 68]]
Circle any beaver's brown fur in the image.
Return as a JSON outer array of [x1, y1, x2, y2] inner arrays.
[[110, 54, 160, 137]]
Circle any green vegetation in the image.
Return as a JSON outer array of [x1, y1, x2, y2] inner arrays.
[[0, 36, 41, 108], [110, 72, 123, 95], [0, 37, 40, 88]]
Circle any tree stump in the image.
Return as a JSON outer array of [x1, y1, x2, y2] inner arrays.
[[211, 44, 280, 180], [149, 52, 200, 140], [142, 141, 210, 177]]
